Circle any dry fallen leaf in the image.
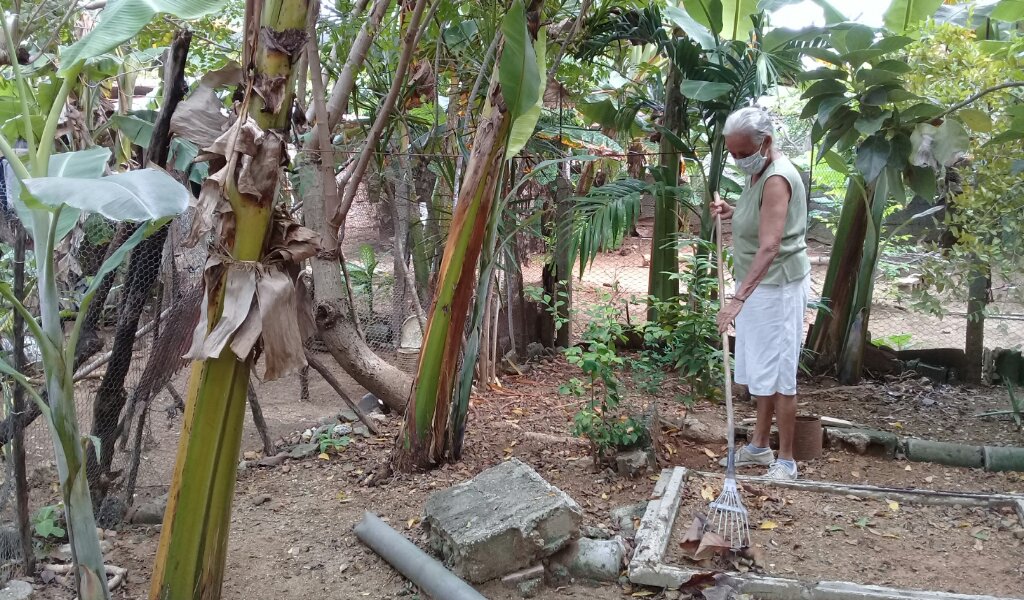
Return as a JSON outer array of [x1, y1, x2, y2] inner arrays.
[[631, 592, 655, 597], [701, 484, 717, 502], [694, 531, 731, 560], [887, 500, 899, 512], [679, 516, 706, 556], [758, 520, 778, 530], [703, 448, 718, 459], [318, 453, 330, 461]]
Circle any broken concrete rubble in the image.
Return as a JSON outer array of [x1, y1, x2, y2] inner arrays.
[[422, 458, 583, 583], [550, 536, 627, 583], [616, 447, 656, 477]]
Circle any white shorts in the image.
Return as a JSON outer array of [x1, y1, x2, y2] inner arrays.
[[734, 274, 810, 397]]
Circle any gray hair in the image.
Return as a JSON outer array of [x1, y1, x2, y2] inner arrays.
[[723, 107, 775, 145]]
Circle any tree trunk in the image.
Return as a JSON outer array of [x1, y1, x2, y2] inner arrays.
[[12, 223, 35, 575], [648, 62, 683, 312], [553, 173, 573, 348], [965, 261, 989, 384]]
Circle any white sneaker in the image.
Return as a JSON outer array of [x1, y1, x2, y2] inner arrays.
[[764, 460, 798, 480], [719, 445, 774, 467]]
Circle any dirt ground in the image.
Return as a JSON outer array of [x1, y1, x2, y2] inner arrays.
[[21, 352, 1024, 599], [669, 475, 1024, 597]]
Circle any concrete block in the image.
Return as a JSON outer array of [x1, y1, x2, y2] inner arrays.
[[983, 445, 1024, 473], [0, 581, 32, 600], [422, 458, 583, 583], [905, 438, 984, 469], [502, 565, 544, 598], [551, 536, 626, 583]]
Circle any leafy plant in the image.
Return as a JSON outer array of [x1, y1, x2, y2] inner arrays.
[[32, 504, 66, 540], [0, 6, 193, 593], [316, 432, 352, 454], [345, 243, 380, 314], [524, 284, 571, 334], [635, 239, 723, 405]]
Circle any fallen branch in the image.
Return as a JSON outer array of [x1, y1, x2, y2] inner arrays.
[[304, 351, 381, 435]]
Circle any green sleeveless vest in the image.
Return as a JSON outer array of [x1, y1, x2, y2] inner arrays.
[[731, 156, 810, 286]]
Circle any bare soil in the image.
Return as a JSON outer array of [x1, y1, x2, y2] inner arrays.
[[668, 475, 1024, 597], [22, 355, 1024, 599]]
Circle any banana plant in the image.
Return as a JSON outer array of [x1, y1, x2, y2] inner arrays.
[[393, 0, 547, 471], [0, 0, 225, 594], [149, 0, 316, 596]]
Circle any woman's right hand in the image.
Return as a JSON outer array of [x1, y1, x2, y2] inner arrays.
[[710, 192, 733, 220]]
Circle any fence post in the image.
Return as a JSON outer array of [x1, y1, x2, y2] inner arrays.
[[965, 260, 990, 384]]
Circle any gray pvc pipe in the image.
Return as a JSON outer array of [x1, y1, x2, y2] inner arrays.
[[353, 511, 487, 600]]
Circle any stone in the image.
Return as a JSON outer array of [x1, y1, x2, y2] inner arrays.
[[353, 424, 370, 438], [338, 409, 358, 423], [610, 502, 649, 538], [906, 438, 984, 469], [288, 443, 319, 459], [130, 493, 168, 525], [581, 525, 612, 540], [422, 458, 583, 583], [357, 393, 384, 415], [97, 495, 129, 529], [1014, 529, 1024, 540], [516, 577, 542, 599], [526, 342, 544, 362], [333, 424, 353, 437], [551, 536, 626, 583], [615, 448, 655, 478], [0, 580, 32, 600]]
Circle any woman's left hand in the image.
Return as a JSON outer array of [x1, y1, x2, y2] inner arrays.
[[717, 299, 744, 333]]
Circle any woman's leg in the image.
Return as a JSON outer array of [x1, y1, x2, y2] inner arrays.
[[775, 392, 797, 461], [750, 394, 775, 449]]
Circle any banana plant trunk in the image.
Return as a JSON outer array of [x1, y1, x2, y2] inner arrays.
[[149, 1, 311, 597], [806, 173, 886, 383], [649, 62, 684, 312], [392, 0, 546, 471]]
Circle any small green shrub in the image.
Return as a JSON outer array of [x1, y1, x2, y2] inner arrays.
[[32, 504, 66, 540]]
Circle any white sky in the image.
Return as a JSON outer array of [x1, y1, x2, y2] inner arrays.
[[772, 0, 895, 28]]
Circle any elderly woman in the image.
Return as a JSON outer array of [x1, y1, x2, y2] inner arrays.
[[711, 106, 810, 481]]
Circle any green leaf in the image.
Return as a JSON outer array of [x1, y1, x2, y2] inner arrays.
[[841, 24, 876, 53], [855, 135, 890, 183], [855, 110, 890, 136], [802, 79, 847, 99], [665, 6, 716, 49], [110, 114, 155, 148], [991, 0, 1024, 22], [931, 119, 969, 166], [907, 165, 937, 200], [862, 86, 894, 106], [958, 108, 992, 133], [821, 149, 850, 175], [799, 67, 848, 81], [883, 0, 944, 34], [871, 35, 914, 53], [23, 168, 190, 222], [506, 28, 547, 159], [856, 68, 901, 87], [841, 49, 887, 66], [800, 47, 844, 66], [499, 0, 541, 121], [60, 0, 229, 75], [874, 59, 912, 74], [689, 0, 725, 37], [899, 102, 943, 122], [679, 80, 733, 101], [817, 96, 848, 125]]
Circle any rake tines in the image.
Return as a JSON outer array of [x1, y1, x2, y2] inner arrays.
[[705, 477, 751, 550]]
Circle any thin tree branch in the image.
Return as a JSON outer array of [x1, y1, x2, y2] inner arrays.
[[304, 351, 381, 435], [336, 0, 432, 231], [940, 81, 1024, 118], [546, 0, 592, 82]]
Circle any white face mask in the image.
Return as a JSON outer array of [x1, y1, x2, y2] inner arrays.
[[734, 143, 768, 176]]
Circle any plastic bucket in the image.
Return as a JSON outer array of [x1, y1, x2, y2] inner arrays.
[[793, 415, 823, 461]]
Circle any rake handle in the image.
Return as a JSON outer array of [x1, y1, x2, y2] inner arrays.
[[717, 214, 737, 477]]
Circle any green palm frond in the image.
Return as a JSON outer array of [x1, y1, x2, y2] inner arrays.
[[571, 177, 647, 276]]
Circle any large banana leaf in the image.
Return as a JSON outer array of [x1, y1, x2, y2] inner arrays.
[[883, 0, 944, 33], [506, 27, 547, 159], [23, 168, 190, 222], [499, 0, 542, 120], [61, 0, 228, 73]]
